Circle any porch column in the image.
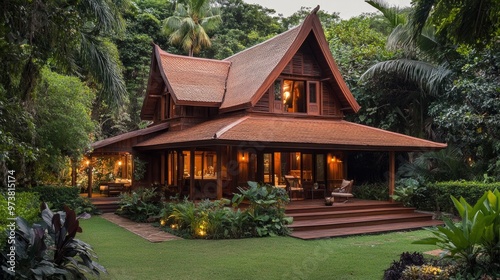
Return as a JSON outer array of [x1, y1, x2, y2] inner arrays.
[[216, 146, 222, 199], [189, 148, 195, 199], [256, 152, 264, 182], [71, 158, 77, 187], [388, 151, 395, 202], [160, 152, 166, 185], [86, 157, 93, 198]]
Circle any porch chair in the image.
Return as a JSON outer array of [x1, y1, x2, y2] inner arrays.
[[331, 179, 354, 203], [284, 175, 303, 200]]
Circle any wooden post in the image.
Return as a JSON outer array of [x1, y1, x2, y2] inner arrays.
[[216, 146, 222, 199], [189, 148, 195, 200], [389, 151, 395, 202], [71, 158, 77, 187], [87, 157, 93, 198], [160, 152, 165, 185]]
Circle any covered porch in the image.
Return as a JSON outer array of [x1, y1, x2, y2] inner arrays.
[[133, 114, 446, 201]]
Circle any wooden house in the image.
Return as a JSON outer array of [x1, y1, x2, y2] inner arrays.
[[88, 10, 446, 200]]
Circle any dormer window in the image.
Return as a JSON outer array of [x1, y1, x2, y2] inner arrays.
[[273, 79, 319, 115]]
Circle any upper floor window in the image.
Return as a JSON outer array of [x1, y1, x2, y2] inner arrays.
[[283, 80, 306, 113], [274, 79, 319, 114]]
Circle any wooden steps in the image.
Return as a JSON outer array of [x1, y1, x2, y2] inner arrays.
[[286, 199, 443, 240], [90, 197, 120, 213]]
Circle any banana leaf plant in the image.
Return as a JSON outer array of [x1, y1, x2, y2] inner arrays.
[[1, 203, 105, 279], [414, 189, 500, 274], [40, 203, 106, 278]]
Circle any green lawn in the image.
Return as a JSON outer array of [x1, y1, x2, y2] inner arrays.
[[79, 217, 438, 280]]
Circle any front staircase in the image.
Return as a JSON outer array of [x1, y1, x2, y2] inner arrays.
[[286, 199, 443, 240], [90, 196, 120, 213]]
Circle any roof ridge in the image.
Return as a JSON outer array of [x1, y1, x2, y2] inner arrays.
[[158, 47, 230, 65], [212, 116, 249, 139], [222, 24, 302, 61]]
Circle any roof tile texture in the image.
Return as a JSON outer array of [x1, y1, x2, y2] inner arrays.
[[136, 115, 446, 150], [158, 49, 230, 103], [221, 26, 301, 109]]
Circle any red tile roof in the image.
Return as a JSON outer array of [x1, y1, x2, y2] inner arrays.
[[92, 122, 169, 150], [156, 48, 230, 105], [135, 115, 446, 151], [141, 12, 360, 114], [221, 26, 302, 110]]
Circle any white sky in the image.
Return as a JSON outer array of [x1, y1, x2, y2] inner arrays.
[[245, 0, 412, 19]]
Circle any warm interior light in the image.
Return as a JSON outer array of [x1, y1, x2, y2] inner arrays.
[[118, 161, 122, 166], [85, 160, 90, 166], [283, 91, 290, 103]]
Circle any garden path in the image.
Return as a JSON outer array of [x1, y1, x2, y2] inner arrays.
[[101, 213, 182, 242]]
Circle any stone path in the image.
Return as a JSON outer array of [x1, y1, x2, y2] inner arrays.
[[101, 213, 182, 242]]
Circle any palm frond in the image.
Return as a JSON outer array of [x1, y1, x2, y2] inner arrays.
[[416, 25, 439, 54], [408, 0, 435, 41], [78, 0, 117, 32], [386, 24, 415, 51], [360, 59, 452, 95], [79, 33, 126, 107], [365, 0, 406, 27]]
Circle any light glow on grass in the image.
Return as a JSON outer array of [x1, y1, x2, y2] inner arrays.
[[79, 216, 438, 280]]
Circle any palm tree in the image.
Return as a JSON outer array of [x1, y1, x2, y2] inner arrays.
[[163, 0, 222, 56], [408, 0, 499, 48], [1, 0, 127, 107], [361, 0, 452, 96]]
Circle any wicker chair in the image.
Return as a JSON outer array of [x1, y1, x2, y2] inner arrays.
[[331, 179, 354, 203]]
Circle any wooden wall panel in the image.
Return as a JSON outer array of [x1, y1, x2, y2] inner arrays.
[[254, 90, 270, 112]]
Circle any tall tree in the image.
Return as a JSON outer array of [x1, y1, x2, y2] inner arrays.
[[0, 0, 127, 107], [163, 0, 222, 56], [409, 0, 500, 48]]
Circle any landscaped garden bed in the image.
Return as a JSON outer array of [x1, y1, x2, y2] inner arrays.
[[116, 182, 293, 239]]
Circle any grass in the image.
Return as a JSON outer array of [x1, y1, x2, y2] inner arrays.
[[79, 216, 438, 280]]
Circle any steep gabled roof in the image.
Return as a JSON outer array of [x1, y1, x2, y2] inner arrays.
[[141, 11, 361, 118], [220, 11, 361, 113], [156, 47, 230, 105], [140, 45, 231, 119]]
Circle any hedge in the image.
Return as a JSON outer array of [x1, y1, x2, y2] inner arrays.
[[415, 181, 500, 214]]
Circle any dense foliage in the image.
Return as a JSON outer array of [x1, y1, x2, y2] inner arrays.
[[116, 187, 162, 222], [392, 180, 500, 214], [160, 182, 292, 239], [1, 204, 105, 279], [415, 190, 500, 278]]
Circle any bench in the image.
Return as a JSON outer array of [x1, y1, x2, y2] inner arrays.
[[100, 183, 124, 196]]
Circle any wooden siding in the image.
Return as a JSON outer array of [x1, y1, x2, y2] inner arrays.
[[322, 83, 341, 116], [282, 42, 321, 77], [253, 90, 270, 112]]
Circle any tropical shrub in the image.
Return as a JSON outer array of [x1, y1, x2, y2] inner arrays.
[[352, 182, 389, 201], [383, 252, 426, 280], [0, 192, 40, 240], [392, 178, 427, 207], [401, 264, 451, 279], [16, 185, 99, 215], [414, 189, 500, 277], [161, 182, 292, 239], [0, 203, 105, 279], [415, 181, 500, 213], [232, 181, 292, 237], [116, 187, 162, 222], [30, 185, 80, 210]]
